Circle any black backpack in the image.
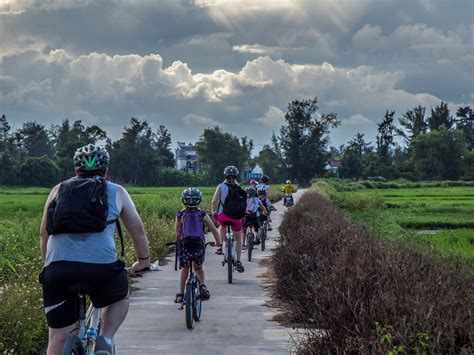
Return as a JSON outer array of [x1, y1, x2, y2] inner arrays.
[[222, 183, 247, 219], [46, 177, 125, 255]]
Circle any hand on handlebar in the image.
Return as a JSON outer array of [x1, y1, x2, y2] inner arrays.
[[130, 260, 150, 277]]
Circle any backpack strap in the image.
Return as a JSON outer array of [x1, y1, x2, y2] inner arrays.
[[108, 218, 125, 257]]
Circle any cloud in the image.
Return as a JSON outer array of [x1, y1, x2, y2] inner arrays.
[[182, 113, 219, 127], [257, 106, 285, 126], [343, 114, 372, 126]]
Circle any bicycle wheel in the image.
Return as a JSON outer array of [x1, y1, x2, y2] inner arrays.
[[247, 232, 253, 262], [192, 279, 202, 321], [261, 228, 266, 251], [185, 282, 194, 329], [227, 240, 233, 284], [62, 335, 84, 355]]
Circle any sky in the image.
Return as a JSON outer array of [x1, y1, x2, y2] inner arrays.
[[0, 0, 473, 152]]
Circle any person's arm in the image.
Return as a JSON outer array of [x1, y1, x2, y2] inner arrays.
[[210, 185, 221, 216], [39, 184, 60, 260], [204, 214, 221, 245], [117, 186, 150, 275], [258, 200, 267, 215]]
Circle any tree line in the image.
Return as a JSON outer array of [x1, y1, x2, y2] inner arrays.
[[0, 98, 472, 187]]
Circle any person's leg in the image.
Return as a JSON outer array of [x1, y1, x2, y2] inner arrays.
[[100, 298, 130, 338], [179, 266, 189, 294], [194, 262, 205, 284], [234, 230, 243, 261], [47, 324, 76, 355]]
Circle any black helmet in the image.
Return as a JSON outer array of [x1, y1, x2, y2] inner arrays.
[[246, 186, 257, 197], [257, 187, 267, 196], [223, 165, 239, 178], [261, 175, 270, 183], [181, 188, 202, 207], [73, 144, 109, 172]]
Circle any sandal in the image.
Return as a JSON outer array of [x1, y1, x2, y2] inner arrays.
[[199, 284, 210, 301], [215, 247, 223, 255], [234, 260, 245, 273], [174, 293, 184, 303]]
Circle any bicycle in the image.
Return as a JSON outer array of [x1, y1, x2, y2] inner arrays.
[[221, 222, 237, 283], [283, 193, 294, 208], [61, 284, 103, 355], [258, 219, 268, 252], [167, 240, 212, 329], [246, 226, 255, 262]]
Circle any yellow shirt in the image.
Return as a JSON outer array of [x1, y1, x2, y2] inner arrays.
[[283, 184, 293, 194]]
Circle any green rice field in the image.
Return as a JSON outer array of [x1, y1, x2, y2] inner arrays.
[[322, 184, 474, 268]]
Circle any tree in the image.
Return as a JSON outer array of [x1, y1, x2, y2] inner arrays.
[[340, 133, 371, 180], [411, 128, 465, 180], [109, 118, 158, 185], [396, 105, 428, 145], [279, 97, 340, 184], [428, 101, 454, 131], [154, 125, 175, 168], [257, 145, 283, 182], [377, 110, 396, 160], [195, 126, 252, 183], [16, 121, 53, 158], [456, 106, 473, 151], [19, 156, 60, 186]]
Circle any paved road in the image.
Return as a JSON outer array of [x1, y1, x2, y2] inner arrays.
[[115, 190, 304, 355]]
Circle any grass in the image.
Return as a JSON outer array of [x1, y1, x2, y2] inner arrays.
[[0, 183, 286, 353], [312, 180, 474, 269]]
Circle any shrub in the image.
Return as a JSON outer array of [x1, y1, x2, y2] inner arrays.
[[272, 191, 473, 354]]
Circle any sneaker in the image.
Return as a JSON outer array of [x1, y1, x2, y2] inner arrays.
[[200, 284, 210, 301], [242, 244, 247, 250], [95, 336, 114, 355], [267, 224, 273, 231], [254, 238, 261, 245], [235, 260, 245, 273]]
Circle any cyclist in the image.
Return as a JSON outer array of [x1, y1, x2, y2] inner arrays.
[[283, 179, 294, 206], [211, 165, 245, 273], [175, 188, 220, 303], [39, 144, 150, 355], [257, 187, 276, 231], [256, 175, 270, 192], [243, 186, 266, 248]]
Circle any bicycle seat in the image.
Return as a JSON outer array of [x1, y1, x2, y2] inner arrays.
[[67, 283, 93, 295]]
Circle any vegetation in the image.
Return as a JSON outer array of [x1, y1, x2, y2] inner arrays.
[[312, 179, 474, 269], [272, 190, 473, 353]]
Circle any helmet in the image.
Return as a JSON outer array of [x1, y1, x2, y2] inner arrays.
[[261, 175, 270, 183], [223, 165, 239, 178], [73, 144, 109, 172], [181, 188, 202, 208], [246, 186, 257, 197], [257, 187, 267, 196], [249, 179, 258, 186], [286, 180, 292, 184]]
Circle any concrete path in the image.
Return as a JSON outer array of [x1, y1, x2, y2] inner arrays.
[[115, 189, 304, 355]]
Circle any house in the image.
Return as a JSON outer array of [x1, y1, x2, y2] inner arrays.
[[175, 142, 198, 172], [325, 159, 342, 177], [244, 163, 263, 181]]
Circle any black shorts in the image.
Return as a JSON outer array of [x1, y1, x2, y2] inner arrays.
[[39, 260, 129, 328], [244, 214, 260, 231]]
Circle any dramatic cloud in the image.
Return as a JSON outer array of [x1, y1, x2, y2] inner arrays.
[[0, 0, 472, 149]]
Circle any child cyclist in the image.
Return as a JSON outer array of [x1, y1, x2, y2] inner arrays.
[[283, 179, 295, 206], [243, 186, 266, 247], [175, 188, 220, 304], [257, 187, 276, 230]]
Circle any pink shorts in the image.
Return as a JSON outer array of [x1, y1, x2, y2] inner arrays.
[[216, 213, 243, 232]]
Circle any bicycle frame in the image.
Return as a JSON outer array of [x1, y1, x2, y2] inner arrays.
[[222, 225, 237, 266]]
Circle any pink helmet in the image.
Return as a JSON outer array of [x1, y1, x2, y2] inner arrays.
[[249, 180, 258, 187]]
